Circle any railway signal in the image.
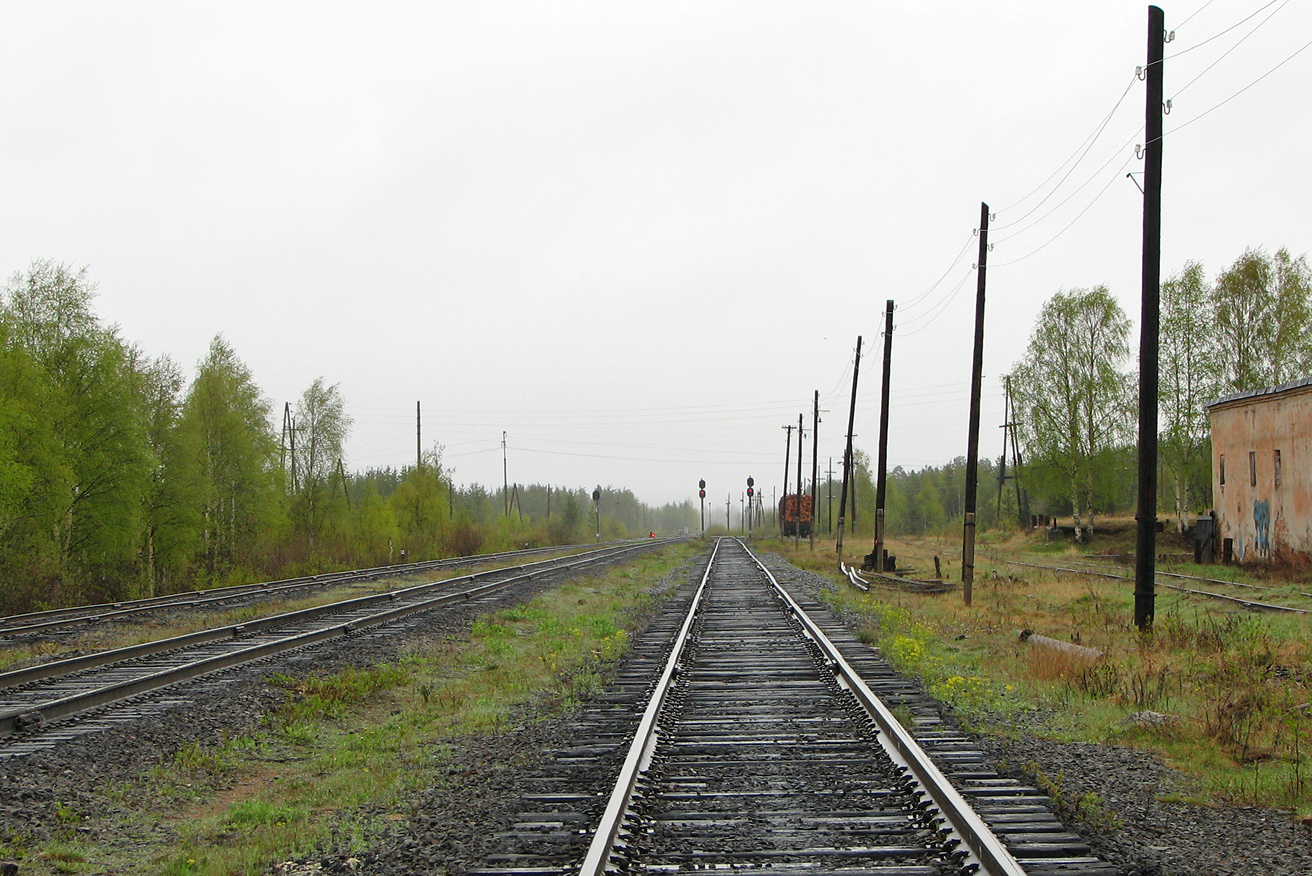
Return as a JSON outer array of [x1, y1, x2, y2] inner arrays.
[[593, 487, 602, 542], [698, 479, 706, 537]]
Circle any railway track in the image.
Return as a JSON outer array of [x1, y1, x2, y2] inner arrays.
[[0, 543, 603, 642], [997, 557, 1310, 614], [478, 539, 1117, 876], [0, 540, 676, 755]]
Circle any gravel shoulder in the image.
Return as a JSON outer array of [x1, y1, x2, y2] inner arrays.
[[764, 551, 1312, 876]]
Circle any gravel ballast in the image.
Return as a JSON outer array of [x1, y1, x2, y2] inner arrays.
[[3, 545, 1312, 875]]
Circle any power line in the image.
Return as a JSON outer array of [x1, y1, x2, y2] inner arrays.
[[898, 268, 976, 337], [1165, 0, 1284, 60], [991, 153, 1136, 268], [993, 72, 1140, 230], [1170, 0, 1293, 99], [1167, 33, 1312, 137]]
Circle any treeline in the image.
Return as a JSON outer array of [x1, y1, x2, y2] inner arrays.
[[831, 246, 1310, 543], [1010, 246, 1311, 536], [0, 261, 696, 614]]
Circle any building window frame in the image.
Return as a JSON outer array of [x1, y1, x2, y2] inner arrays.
[[1274, 449, 1282, 488], [1220, 454, 1226, 486], [1249, 450, 1257, 488]]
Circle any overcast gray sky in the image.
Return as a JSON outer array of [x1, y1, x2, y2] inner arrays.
[[3, 2, 1309, 507]]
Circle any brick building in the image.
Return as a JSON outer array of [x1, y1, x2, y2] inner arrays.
[[1207, 376, 1312, 561]]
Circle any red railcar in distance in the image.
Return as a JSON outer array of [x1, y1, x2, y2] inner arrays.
[[779, 493, 813, 537]]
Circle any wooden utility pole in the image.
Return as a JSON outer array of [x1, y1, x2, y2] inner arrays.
[[810, 390, 820, 549], [796, 413, 804, 547], [827, 457, 835, 534], [835, 335, 863, 557], [997, 376, 1011, 519], [962, 202, 990, 607], [781, 424, 794, 536], [874, 300, 895, 571], [1135, 5, 1166, 631]]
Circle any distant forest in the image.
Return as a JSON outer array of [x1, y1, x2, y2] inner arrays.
[[0, 262, 696, 614], [2, 247, 1307, 611]]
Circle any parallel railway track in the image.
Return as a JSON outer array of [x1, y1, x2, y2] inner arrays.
[[0, 543, 603, 642], [478, 539, 1116, 876], [0, 540, 675, 752]]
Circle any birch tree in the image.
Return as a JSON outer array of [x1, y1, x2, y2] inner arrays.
[[1011, 286, 1131, 539], [1159, 262, 1218, 530]]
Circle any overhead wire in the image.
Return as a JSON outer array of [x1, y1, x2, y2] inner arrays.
[[1170, 0, 1293, 99], [992, 72, 1140, 231], [1165, 0, 1284, 60], [990, 152, 1136, 268], [1166, 33, 1312, 138], [897, 267, 976, 337]]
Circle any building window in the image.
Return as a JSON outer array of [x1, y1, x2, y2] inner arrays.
[[1250, 451, 1257, 487], [1220, 455, 1226, 486], [1275, 449, 1282, 488]]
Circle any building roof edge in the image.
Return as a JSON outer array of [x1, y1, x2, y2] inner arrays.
[[1206, 374, 1312, 411]]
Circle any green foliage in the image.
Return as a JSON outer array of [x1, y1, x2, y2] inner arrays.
[[1214, 247, 1312, 392], [1011, 285, 1132, 536], [1160, 262, 1218, 528], [0, 260, 701, 611]]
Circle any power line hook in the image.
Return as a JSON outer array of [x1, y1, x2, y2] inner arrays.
[[1163, 99, 1173, 115]]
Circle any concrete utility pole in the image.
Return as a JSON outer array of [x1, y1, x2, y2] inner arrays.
[[781, 424, 794, 536], [835, 335, 863, 558], [874, 300, 894, 571], [416, 401, 422, 470], [810, 391, 820, 549], [502, 431, 509, 517], [962, 202, 990, 606], [1135, 5, 1166, 632]]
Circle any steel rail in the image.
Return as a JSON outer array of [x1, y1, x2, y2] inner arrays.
[[1001, 559, 1308, 614], [842, 562, 958, 594], [0, 543, 598, 637], [0, 541, 673, 739], [751, 544, 1028, 876], [576, 538, 720, 876]]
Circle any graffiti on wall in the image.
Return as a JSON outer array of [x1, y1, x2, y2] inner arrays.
[[1254, 499, 1271, 556]]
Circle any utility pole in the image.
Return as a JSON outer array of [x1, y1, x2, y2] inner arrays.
[[835, 335, 863, 557], [795, 414, 804, 547], [781, 424, 794, 536], [740, 494, 745, 534], [726, 494, 731, 533], [874, 300, 895, 572], [502, 431, 509, 517], [416, 401, 422, 470], [810, 390, 820, 549], [827, 457, 835, 534], [281, 402, 297, 490], [962, 202, 990, 607], [997, 376, 1011, 519], [1135, 5, 1166, 632]]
